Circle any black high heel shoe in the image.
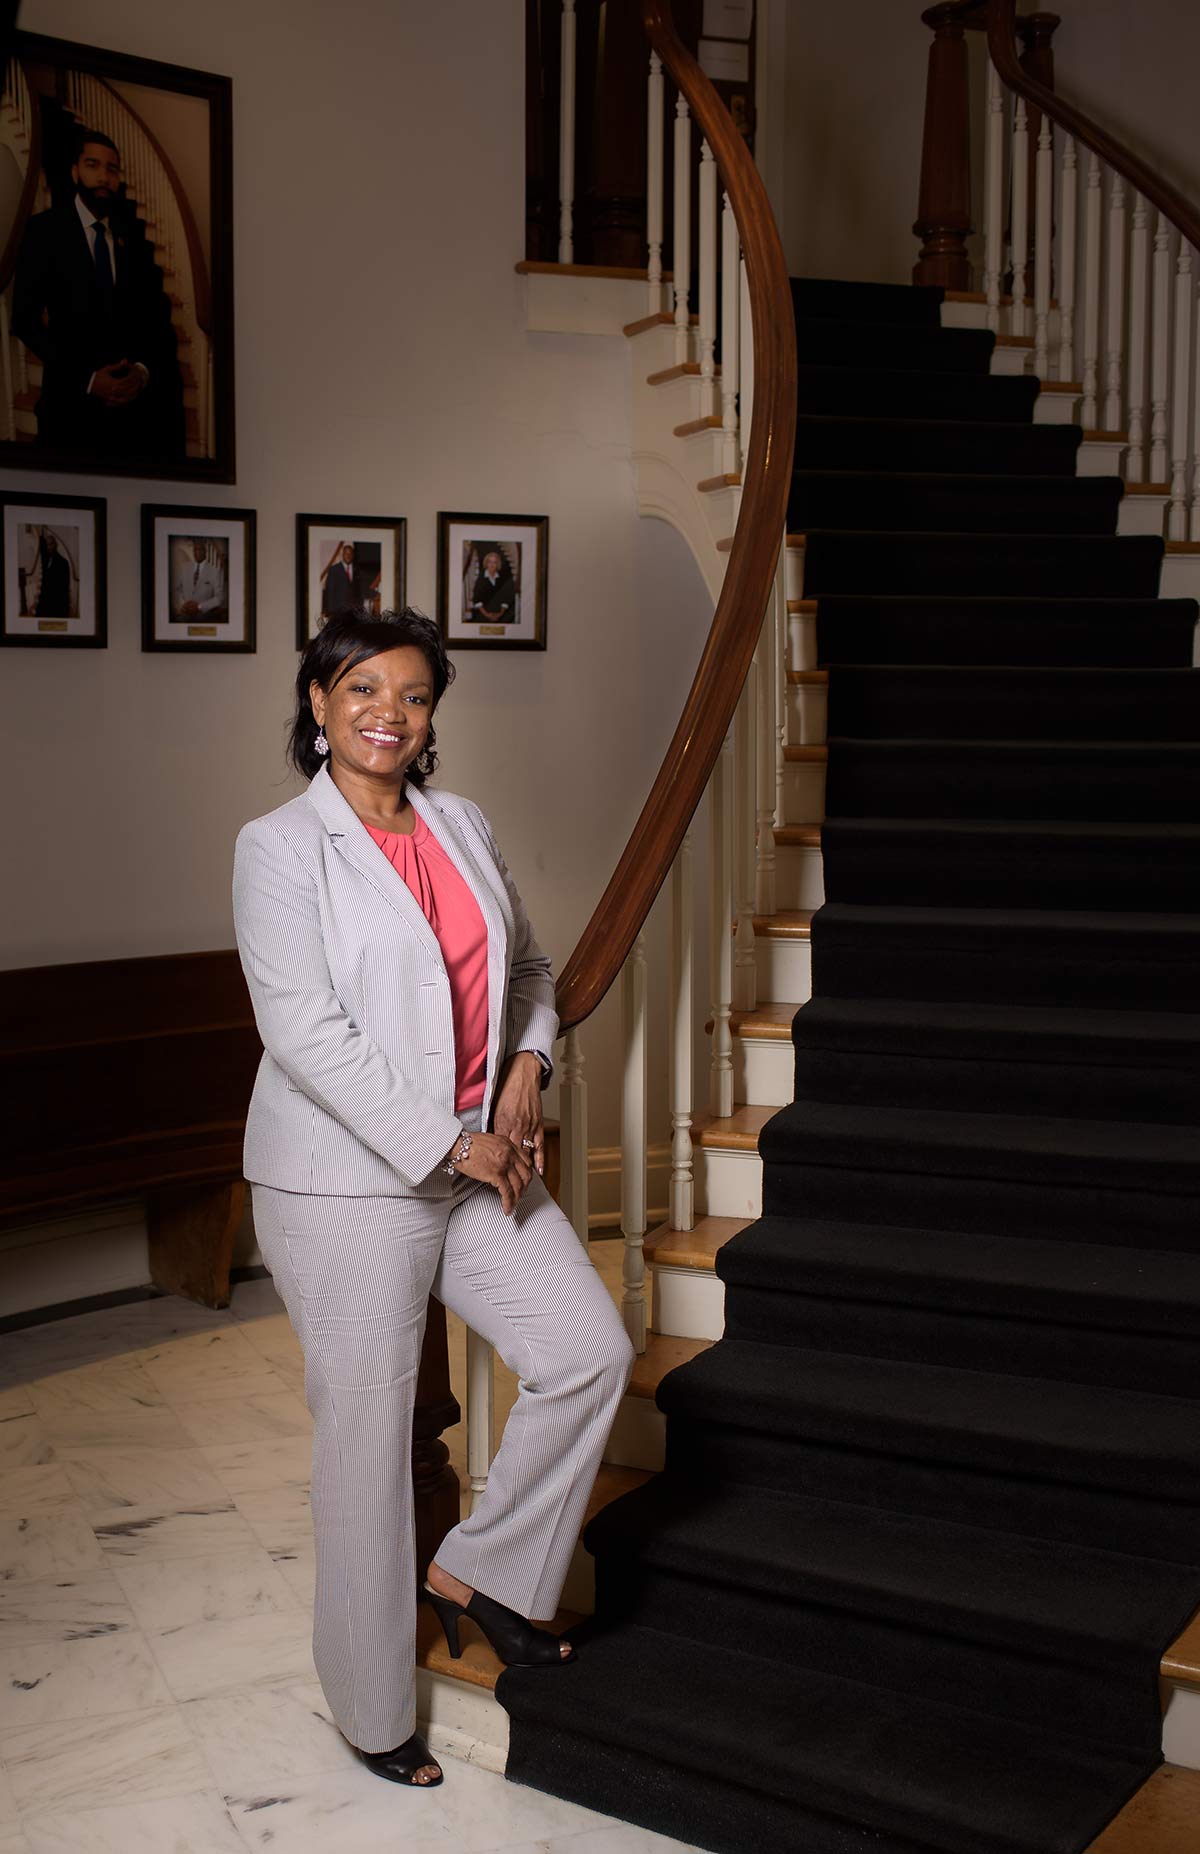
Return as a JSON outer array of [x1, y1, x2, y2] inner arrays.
[[422, 1582, 576, 1667], [352, 1731, 443, 1786]]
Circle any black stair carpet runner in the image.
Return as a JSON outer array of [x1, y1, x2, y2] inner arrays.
[[498, 278, 1200, 1853]]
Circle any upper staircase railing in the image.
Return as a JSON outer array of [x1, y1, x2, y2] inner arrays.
[[919, 0, 1200, 536]]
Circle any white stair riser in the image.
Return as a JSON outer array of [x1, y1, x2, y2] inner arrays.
[[1033, 391, 1081, 425], [652, 1263, 726, 1341], [775, 841, 825, 910], [787, 683, 828, 744], [603, 1392, 665, 1471], [788, 609, 817, 670], [1116, 495, 1168, 537], [696, 1143, 763, 1218], [989, 345, 1032, 376], [736, 1034, 794, 1107], [1161, 553, 1200, 603], [1076, 438, 1128, 476], [785, 547, 805, 602], [1162, 1682, 1200, 1770], [940, 300, 988, 330], [781, 758, 826, 823], [417, 1668, 508, 1774], [755, 934, 812, 1000]]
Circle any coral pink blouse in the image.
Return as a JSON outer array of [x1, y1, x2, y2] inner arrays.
[[366, 812, 489, 1112]]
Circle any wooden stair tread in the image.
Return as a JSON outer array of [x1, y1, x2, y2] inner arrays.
[[753, 908, 814, 939], [1124, 482, 1171, 495], [775, 823, 822, 848], [644, 1214, 751, 1272], [787, 598, 819, 615], [628, 1330, 714, 1399], [784, 744, 828, 762], [674, 414, 722, 436], [415, 1600, 581, 1690], [1087, 1765, 1200, 1853], [787, 668, 829, 685], [1038, 380, 1082, 394], [698, 471, 741, 493], [414, 1462, 651, 1691], [693, 1103, 775, 1150], [1165, 540, 1200, 555], [706, 1002, 797, 1039], [995, 334, 1035, 348], [623, 310, 675, 336], [1161, 1606, 1200, 1685], [648, 361, 720, 385], [1083, 429, 1128, 443], [516, 259, 673, 281]]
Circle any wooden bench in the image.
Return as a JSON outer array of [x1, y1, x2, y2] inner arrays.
[[0, 950, 261, 1309]]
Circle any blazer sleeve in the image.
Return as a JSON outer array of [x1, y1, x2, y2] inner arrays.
[[471, 805, 559, 1081], [233, 820, 464, 1186]]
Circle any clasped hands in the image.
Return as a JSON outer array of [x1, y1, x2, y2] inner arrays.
[[445, 1051, 545, 1214]]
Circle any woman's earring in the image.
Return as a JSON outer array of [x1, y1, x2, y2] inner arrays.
[[314, 729, 329, 757]]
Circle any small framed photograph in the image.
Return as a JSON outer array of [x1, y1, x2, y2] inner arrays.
[[141, 502, 255, 652], [1, 491, 106, 647], [295, 513, 407, 648], [437, 512, 549, 651]]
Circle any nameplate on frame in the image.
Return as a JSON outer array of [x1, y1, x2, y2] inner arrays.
[[37, 620, 69, 632], [187, 625, 218, 636], [479, 625, 506, 636]]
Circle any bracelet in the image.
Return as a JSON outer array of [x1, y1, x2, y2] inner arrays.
[[443, 1128, 472, 1175]]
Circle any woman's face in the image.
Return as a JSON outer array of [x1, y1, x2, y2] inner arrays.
[[310, 645, 434, 784]]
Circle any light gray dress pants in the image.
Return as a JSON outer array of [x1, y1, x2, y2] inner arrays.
[[250, 1131, 635, 1755]]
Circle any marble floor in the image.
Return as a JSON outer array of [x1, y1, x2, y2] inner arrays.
[[0, 1249, 702, 1854]]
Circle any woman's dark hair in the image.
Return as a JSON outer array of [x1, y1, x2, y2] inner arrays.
[[289, 607, 455, 783]]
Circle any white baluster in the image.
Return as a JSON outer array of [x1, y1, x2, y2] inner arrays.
[[1058, 135, 1077, 382], [558, 1025, 589, 1248], [983, 58, 1004, 333], [465, 1329, 494, 1512], [733, 666, 757, 1013], [755, 593, 778, 918], [557, 0, 576, 264], [620, 932, 648, 1354], [774, 533, 788, 840], [720, 191, 740, 476], [1169, 243, 1194, 540], [1010, 95, 1029, 336], [1033, 115, 1052, 379], [1127, 193, 1150, 482], [739, 258, 754, 471], [673, 94, 691, 365], [709, 728, 735, 1119], [668, 832, 694, 1232], [698, 139, 717, 419], [1104, 172, 1128, 432], [1081, 152, 1103, 425], [646, 51, 664, 315], [1150, 213, 1171, 482]]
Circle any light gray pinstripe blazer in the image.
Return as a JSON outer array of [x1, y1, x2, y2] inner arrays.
[[232, 766, 559, 1198]]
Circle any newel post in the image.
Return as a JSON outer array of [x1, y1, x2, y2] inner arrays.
[[912, 4, 973, 289], [411, 1300, 462, 1589]]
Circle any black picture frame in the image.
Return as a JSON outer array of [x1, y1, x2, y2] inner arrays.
[[437, 511, 549, 652], [2, 31, 235, 483], [295, 512, 408, 649], [0, 488, 106, 647], [141, 501, 255, 653]]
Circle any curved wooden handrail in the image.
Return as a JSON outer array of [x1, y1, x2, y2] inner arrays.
[[0, 61, 43, 295], [987, 0, 1200, 251], [554, 0, 797, 1034]]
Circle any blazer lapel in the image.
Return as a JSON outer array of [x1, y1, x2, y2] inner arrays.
[[304, 767, 444, 968]]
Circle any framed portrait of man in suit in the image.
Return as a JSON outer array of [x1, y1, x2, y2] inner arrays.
[[295, 513, 408, 648], [0, 488, 106, 647], [0, 32, 234, 482], [142, 502, 254, 652]]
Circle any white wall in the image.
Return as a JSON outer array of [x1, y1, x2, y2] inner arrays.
[[3, 0, 713, 1311]]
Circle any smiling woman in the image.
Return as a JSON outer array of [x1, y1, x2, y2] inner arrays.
[[232, 606, 634, 1793]]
